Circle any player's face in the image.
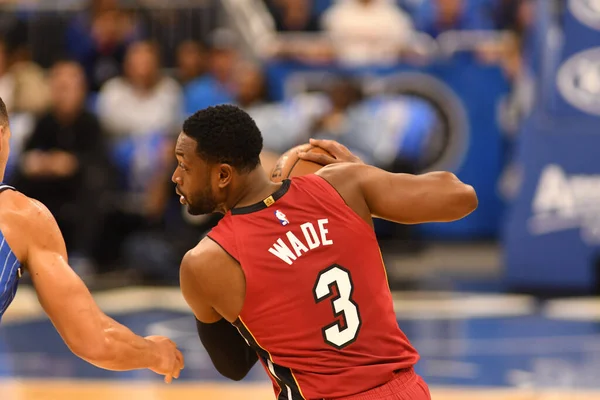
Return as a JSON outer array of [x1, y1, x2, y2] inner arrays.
[[172, 133, 225, 216]]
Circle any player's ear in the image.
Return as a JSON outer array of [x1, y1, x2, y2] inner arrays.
[[217, 163, 234, 188]]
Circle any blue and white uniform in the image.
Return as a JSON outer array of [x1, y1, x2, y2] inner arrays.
[[0, 183, 22, 321]]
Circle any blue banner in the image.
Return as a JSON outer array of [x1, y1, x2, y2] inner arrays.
[[503, 0, 600, 290], [503, 112, 600, 290], [547, 0, 600, 117]]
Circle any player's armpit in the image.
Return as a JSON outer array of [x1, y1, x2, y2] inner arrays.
[[319, 163, 478, 225], [14, 196, 182, 378]]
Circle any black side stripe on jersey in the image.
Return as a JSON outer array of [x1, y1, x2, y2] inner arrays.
[[234, 317, 306, 400]]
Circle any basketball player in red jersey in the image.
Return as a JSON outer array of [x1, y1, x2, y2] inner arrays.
[[175, 105, 478, 399]]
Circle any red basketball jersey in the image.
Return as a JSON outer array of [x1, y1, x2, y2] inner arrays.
[[207, 174, 419, 399]]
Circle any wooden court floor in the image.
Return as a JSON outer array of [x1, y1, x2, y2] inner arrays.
[[3, 288, 600, 399], [1, 381, 599, 400]]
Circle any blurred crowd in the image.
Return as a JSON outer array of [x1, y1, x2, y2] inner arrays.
[[0, 0, 535, 285]]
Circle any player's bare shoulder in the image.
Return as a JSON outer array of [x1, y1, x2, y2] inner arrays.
[[0, 191, 64, 265], [181, 236, 241, 291], [315, 163, 372, 224], [180, 236, 245, 323], [181, 237, 229, 274], [316, 162, 363, 186], [0, 191, 57, 231]]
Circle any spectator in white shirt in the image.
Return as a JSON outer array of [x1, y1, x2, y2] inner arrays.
[[321, 0, 415, 66], [97, 40, 182, 138]]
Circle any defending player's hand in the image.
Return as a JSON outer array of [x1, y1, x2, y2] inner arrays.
[[298, 138, 364, 166], [145, 335, 185, 383]]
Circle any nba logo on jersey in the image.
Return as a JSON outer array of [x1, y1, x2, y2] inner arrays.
[[275, 210, 289, 226]]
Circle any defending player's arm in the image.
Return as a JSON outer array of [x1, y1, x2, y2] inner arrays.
[[302, 139, 478, 224], [13, 195, 183, 381], [180, 244, 258, 381]]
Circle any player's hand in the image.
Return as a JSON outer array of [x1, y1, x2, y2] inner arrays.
[[145, 335, 185, 384], [22, 150, 50, 176], [298, 138, 364, 166], [48, 151, 79, 177]]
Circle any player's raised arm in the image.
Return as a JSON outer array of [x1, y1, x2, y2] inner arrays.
[[6, 193, 183, 382], [339, 163, 477, 224], [180, 239, 258, 381], [302, 139, 478, 224]]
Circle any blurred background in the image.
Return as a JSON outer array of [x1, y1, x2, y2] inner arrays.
[[1, 0, 600, 398]]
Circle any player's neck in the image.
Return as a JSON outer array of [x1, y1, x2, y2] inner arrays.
[[228, 168, 281, 212]]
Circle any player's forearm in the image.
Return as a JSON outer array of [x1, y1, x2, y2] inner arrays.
[[74, 317, 160, 372]]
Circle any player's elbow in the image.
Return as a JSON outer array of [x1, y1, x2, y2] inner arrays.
[[221, 369, 249, 382], [214, 362, 252, 381], [451, 182, 478, 220], [432, 172, 478, 220], [209, 349, 256, 381], [464, 184, 478, 211]]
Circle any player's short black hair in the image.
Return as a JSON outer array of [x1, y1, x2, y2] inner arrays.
[[183, 105, 263, 172], [0, 97, 8, 126]]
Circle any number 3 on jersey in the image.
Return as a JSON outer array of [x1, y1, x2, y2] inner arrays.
[[313, 265, 362, 349]]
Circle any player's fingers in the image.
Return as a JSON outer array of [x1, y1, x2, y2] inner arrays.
[[308, 138, 338, 152], [176, 349, 185, 369], [164, 372, 173, 384], [309, 138, 347, 155], [173, 349, 184, 375], [172, 360, 181, 380], [297, 151, 337, 166]]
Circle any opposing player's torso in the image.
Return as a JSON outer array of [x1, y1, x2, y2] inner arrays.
[[208, 175, 419, 399], [0, 184, 23, 321]]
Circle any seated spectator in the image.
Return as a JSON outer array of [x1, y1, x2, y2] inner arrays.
[[413, 0, 494, 38], [0, 39, 15, 114], [494, 0, 521, 30], [96, 40, 182, 139], [183, 29, 239, 115], [307, 78, 372, 160], [66, 0, 144, 92], [233, 62, 331, 171], [235, 62, 269, 111], [122, 143, 223, 284], [175, 40, 208, 86], [321, 0, 414, 66], [310, 78, 363, 138], [346, 94, 440, 169], [0, 38, 50, 116], [9, 61, 112, 257], [266, 0, 321, 32], [92, 41, 182, 278], [232, 62, 281, 173], [304, 77, 438, 169], [477, 0, 535, 135]]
